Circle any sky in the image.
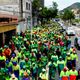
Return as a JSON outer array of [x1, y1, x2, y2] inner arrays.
[[45, 0, 80, 10]]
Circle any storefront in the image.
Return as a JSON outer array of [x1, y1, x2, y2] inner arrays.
[[0, 25, 17, 47], [0, 13, 18, 47]]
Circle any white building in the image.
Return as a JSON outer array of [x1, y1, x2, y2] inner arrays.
[[72, 9, 80, 19], [0, 0, 32, 33]]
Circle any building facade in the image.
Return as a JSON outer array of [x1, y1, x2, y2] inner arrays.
[[0, 0, 32, 33], [0, 14, 18, 47], [72, 9, 80, 19], [39, 0, 44, 7]]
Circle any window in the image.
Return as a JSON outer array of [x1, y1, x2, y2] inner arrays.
[[29, 4, 30, 10], [26, 2, 28, 10]]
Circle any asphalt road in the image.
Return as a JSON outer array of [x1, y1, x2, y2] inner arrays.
[[69, 25, 80, 70], [70, 35, 80, 71]]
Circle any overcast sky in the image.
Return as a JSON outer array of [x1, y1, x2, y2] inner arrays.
[[45, 0, 80, 10]]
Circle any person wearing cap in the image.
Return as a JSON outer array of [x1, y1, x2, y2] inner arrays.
[[10, 73, 18, 80], [57, 56, 66, 74], [11, 54, 18, 63], [22, 72, 29, 80], [56, 48, 61, 58], [3, 45, 11, 59], [20, 66, 27, 79], [69, 67, 78, 80], [69, 46, 74, 53], [71, 51, 78, 67], [48, 60, 58, 80], [5, 60, 13, 73], [12, 62, 20, 79], [60, 67, 69, 80], [31, 62, 38, 80], [25, 58, 31, 71], [66, 53, 72, 70], [51, 52, 58, 62], [17, 49, 22, 62], [19, 56, 26, 69], [39, 68, 47, 80], [41, 55, 48, 68], [0, 49, 6, 68]]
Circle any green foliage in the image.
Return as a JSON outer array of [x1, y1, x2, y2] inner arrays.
[[62, 9, 75, 21], [38, 2, 58, 23], [32, 0, 41, 16]]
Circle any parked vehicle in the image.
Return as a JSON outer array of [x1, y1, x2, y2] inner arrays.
[[66, 29, 75, 36], [74, 37, 80, 50]]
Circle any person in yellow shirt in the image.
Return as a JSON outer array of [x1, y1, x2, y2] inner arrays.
[[12, 62, 20, 79], [69, 67, 78, 80], [71, 51, 78, 67], [0, 49, 6, 68], [66, 53, 72, 70], [60, 67, 69, 80], [10, 74, 18, 80], [39, 68, 47, 80]]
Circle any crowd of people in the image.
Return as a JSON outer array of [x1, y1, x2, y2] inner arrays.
[[0, 27, 79, 80]]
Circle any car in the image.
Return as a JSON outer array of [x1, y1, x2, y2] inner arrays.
[[74, 37, 80, 50], [59, 29, 66, 33], [66, 29, 75, 36]]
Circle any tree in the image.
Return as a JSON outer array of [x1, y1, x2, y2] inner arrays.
[[38, 2, 58, 23], [62, 9, 75, 23], [32, 0, 41, 17], [52, 1, 58, 10]]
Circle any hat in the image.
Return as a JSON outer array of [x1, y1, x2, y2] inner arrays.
[[4, 45, 8, 48], [12, 54, 15, 57], [24, 72, 28, 77], [59, 56, 62, 59], [6, 60, 9, 64], [13, 62, 17, 65], [42, 68, 46, 72], [23, 66, 26, 69], [11, 74, 16, 78], [63, 66, 68, 71], [25, 58, 29, 61], [67, 53, 70, 55]]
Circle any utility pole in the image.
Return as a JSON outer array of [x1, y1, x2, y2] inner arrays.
[[19, 0, 23, 19]]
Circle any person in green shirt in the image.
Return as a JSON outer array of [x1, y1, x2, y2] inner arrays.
[[57, 56, 66, 74], [31, 63, 38, 80], [20, 66, 26, 79], [5, 60, 13, 73], [51, 52, 58, 62]]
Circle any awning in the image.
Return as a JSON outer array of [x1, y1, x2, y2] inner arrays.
[[0, 13, 17, 19], [0, 25, 16, 33]]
